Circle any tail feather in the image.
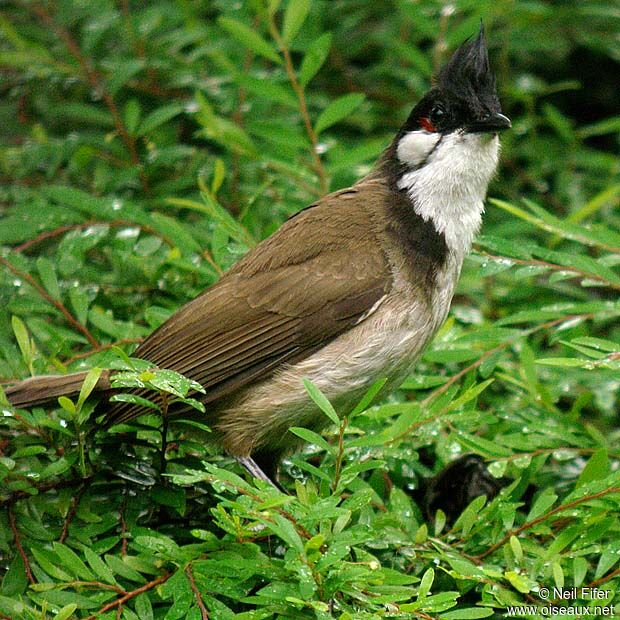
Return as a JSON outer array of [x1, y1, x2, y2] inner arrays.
[[4, 371, 111, 408]]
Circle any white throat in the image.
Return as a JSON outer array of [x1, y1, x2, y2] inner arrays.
[[396, 130, 500, 260]]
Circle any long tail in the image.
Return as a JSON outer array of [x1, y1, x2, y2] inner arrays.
[[4, 371, 111, 408]]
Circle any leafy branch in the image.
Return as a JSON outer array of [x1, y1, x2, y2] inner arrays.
[[0, 255, 100, 349], [267, 12, 329, 195], [474, 486, 620, 560]]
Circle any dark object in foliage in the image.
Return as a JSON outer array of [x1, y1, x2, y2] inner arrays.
[[422, 454, 506, 524]]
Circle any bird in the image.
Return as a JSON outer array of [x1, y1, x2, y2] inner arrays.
[[5, 25, 510, 483]]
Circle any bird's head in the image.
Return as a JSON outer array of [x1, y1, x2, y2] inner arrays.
[[394, 25, 510, 170]]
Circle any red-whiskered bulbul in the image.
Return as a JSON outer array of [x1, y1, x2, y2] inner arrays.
[[6, 26, 510, 482]]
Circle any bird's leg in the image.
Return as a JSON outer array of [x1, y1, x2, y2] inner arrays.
[[159, 394, 169, 474], [236, 455, 281, 491]]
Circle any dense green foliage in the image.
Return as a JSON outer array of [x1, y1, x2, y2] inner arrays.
[[1, 1, 620, 618]]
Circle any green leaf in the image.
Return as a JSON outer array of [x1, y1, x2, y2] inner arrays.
[[570, 336, 620, 353], [299, 33, 332, 87], [137, 104, 184, 136], [57, 396, 76, 415], [53, 604, 78, 620], [439, 609, 494, 619], [76, 367, 103, 414], [315, 93, 365, 135], [509, 536, 523, 562], [282, 0, 311, 44], [134, 593, 154, 620], [261, 513, 305, 554], [124, 98, 142, 135], [504, 570, 534, 593], [289, 426, 331, 451], [417, 568, 434, 599], [36, 257, 61, 300], [454, 431, 512, 458], [12, 315, 33, 372], [302, 378, 339, 424], [52, 542, 95, 580], [1, 553, 28, 596], [349, 378, 387, 417], [83, 548, 117, 586], [52, 102, 113, 127], [576, 449, 609, 487], [573, 557, 588, 587], [526, 488, 557, 521], [238, 76, 297, 107], [109, 393, 161, 412], [104, 555, 146, 583], [107, 59, 145, 95], [217, 17, 282, 64]]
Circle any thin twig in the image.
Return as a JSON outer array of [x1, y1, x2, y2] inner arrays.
[[475, 249, 620, 292], [474, 486, 620, 560], [59, 482, 89, 543], [67, 580, 127, 594], [383, 312, 597, 447], [0, 476, 93, 508], [28, 3, 150, 194], [14, 219, 175, 253], [230, 19, 259, 210], [267, 16, 328, 195], [0, 255, 100, 349], [8, 503, 35, 584], [420, 312, 596, 410], [587, 567, 620, 589], [186, 564, 209, 619], [62, 338, 143, 366], [84, 572, 171, 619], [119, 487, 129, 556], [118, 0, 146, 59]]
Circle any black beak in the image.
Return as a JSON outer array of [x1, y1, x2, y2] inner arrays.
[[467, 113, 511, 133]]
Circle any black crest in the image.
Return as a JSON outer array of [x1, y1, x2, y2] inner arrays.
[[396, 23, 505, 136], [436, 24, 501, 118]]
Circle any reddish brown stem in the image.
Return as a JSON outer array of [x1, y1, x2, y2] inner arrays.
[[267, 17, 328, 195], [8, 504, 35, 584], [28, 3, 150, 194], [420, 312, 596, 409], [588, 567, 620, 588], [476, 249, 620, 292], [474, 486, 620, 560], [0, 255, 100, 349], [119, 489, 129, 556], [14, 219, 175, 253], [62, 338, 143, 366], [59, 483, 88, 543], [85, 572, 171, 619], [186, 564, 209, 619]]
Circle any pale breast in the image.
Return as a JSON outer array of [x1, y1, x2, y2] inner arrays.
[[217, 256, 461, 456]]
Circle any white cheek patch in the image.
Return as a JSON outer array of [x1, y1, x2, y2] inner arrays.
[[396, 130, 440, 167], [398, 132, 500, 260]]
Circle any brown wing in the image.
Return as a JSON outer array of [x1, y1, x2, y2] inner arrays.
[[105, 184, 392, 424]]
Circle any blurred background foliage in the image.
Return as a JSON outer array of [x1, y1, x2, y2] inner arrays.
[[0, 0, 619, 618]]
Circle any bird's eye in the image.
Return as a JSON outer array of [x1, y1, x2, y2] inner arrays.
[[420, 105, 446, 133], [429, 105, 445, 125]]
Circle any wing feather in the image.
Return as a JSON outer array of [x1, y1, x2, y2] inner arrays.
[[105, 183, 392, 424]]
